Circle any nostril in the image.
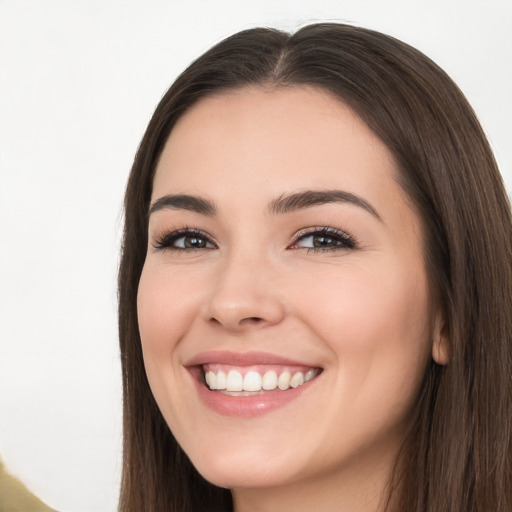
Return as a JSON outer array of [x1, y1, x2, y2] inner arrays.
[[239, 316, 263, 326], [207, 316, 264, 330]]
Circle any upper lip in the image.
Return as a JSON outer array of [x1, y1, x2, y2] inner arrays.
[[185, 350, 321, 368]]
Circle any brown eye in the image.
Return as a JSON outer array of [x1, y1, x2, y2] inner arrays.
[[154, 229, 216, 251], [311, 234, 342, 248], [182, 235, 211, 249], [291, 227, 356, 251]]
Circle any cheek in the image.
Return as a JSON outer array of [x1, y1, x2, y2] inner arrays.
[[309, 258, 426, 318], [137, 263, 202, 355], [296, 258, 433, 391], [136, 263, 203, 422], [300, 260, 433, 450], [137, 268, 171, 356]]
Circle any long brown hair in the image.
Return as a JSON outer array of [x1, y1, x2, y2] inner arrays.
[[118, 23, 512, 511]]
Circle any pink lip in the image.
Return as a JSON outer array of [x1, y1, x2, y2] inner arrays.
[[186, 350, 322, 418], [185, 350, 313, 367]]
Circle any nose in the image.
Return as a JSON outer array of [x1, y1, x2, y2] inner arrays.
[[203, 249, 285, 332]]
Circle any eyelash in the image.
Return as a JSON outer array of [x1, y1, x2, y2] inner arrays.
[[153, 227, 216, 251], [289, 226, 357, 252], [152, 226, 357, 253]]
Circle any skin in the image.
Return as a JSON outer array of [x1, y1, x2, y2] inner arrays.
[[137, 86, 447, 512]]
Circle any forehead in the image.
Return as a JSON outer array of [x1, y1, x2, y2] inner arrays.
[[155, 86, 393, 190], [152, 86, 413, 228]]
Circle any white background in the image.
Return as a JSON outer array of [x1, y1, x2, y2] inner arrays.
[[0, 1, 511, 511]]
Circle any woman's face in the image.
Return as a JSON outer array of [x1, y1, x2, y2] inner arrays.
[[137, 86, 444, 498]]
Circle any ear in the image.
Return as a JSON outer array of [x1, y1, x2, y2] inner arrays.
[[431, 313, 450, 365]]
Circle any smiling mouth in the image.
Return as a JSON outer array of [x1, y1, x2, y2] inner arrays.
[[202, 364, 322, 394]]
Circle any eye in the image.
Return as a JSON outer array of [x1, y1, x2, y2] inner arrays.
[[153, 228, 216, 251], [289, 227, 356, 252]]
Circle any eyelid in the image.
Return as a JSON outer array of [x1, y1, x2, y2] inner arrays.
[[151, 225, 356, 252], [288, 226, 357, 250], [152, 227, 217, 251]]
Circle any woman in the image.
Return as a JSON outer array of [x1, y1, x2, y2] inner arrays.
[[118, 23, 512, 511]]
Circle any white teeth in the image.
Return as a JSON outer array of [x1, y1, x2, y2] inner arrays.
[[305, 369, 316, 382], [204, 367, 319, 392], [277, 371, 291, 390], [216, 370, 227, 390], [243, 371, 262, 391], [262, 370, 278, 390], [290, 372, 305, 388], [206, 370, 216, 389], [226, 370, 243, 391]]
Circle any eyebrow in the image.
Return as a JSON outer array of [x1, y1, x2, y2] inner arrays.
[[269, 190, 382, 221], [149, 189, 382, 221], [149, 194, 217, 216]]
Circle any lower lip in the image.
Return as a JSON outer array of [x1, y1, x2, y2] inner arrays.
[[191, 372, 318, 418]]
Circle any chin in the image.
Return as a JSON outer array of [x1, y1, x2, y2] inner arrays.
[[198, 464, 292, 490], [187, 444, 299, 490]]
